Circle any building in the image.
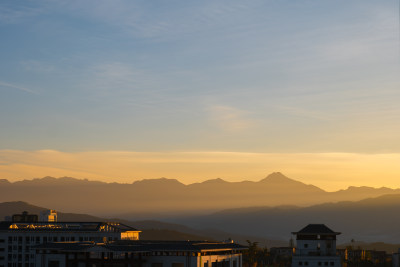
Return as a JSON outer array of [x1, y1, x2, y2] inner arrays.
[[393, 249, 400, 267], [291, 224, 341, 267], [0, 211, 140, 267], [33, 240, 246, 267], [39, 210, 57, 223], [270, 246, 294, 259]]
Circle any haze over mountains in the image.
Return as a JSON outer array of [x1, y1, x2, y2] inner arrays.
[[2, 194, 400, 248], [0, 172, 399, 217], [173, 194, 400, 244], [0, 201, 284, 247], [2, 172, 400, 246]]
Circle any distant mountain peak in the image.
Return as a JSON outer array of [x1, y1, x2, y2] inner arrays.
[[260, 172, 293, 183], [201, 178, 227, 184], [132, 177, 184, 186]]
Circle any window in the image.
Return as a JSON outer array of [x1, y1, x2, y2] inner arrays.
[[304, 244, 308, 248], [172, 263, 184, 267], [330, 262, 334, 266], [305, 262, 308, 266], [299, 262, 303, 266], [318, 262, 321, 266], [325, 262, 328, 266]]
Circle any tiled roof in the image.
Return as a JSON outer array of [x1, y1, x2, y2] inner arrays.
[[292, 224, 340, 235]]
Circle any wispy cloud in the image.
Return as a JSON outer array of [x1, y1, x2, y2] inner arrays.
[[62, 0, 264, 41], [0, 3, 45, 24], [206, 105, 256, 132], [81, 62, 166, 106], [272, 105, 334, 121], [21, 60, 55, 73], [0, 81, 37, 94]]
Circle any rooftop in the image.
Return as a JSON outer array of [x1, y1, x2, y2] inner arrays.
[[0, 221, 139, 232], [292, 224, 340, 235], [34, 240, 247, 253]]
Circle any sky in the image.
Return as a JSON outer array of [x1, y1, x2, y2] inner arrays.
[[0, 0, 399, 191]]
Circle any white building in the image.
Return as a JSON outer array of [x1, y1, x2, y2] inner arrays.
[[0, 211, 140, 267], [291, 224, 341, 267]]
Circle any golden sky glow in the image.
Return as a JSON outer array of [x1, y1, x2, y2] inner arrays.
[[1, 1, 399, 192], [1, 150, 400, 191]]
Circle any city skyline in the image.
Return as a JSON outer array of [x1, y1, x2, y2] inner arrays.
[[1, 1, 399, 191]]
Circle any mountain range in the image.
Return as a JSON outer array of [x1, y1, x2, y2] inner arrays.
[[171, 193, 400, 244], [0, 172, 399, 217], [2, 196, 400, 250]]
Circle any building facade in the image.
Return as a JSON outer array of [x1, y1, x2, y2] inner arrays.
[[34, 240, 246, 267], [0, 211, 140, 267], [291, 224, 341, 267]]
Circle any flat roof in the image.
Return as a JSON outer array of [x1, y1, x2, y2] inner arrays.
[[0, 221, 139, 232], [35, 240, 247, 253]]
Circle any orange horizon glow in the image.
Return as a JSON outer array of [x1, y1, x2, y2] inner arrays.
[[1, 149, 400, 192]]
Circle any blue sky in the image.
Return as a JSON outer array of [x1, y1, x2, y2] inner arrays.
[[1, 1, 400, 187]]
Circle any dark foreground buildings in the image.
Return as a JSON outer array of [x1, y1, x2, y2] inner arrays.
[[0, 211, 246, 267]]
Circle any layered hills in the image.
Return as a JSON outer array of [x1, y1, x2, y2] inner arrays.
[[2, 195, 400, 249], [173, 193, 400, 245], [0, 172, 399, 217], [0, 201, 284, 247]]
